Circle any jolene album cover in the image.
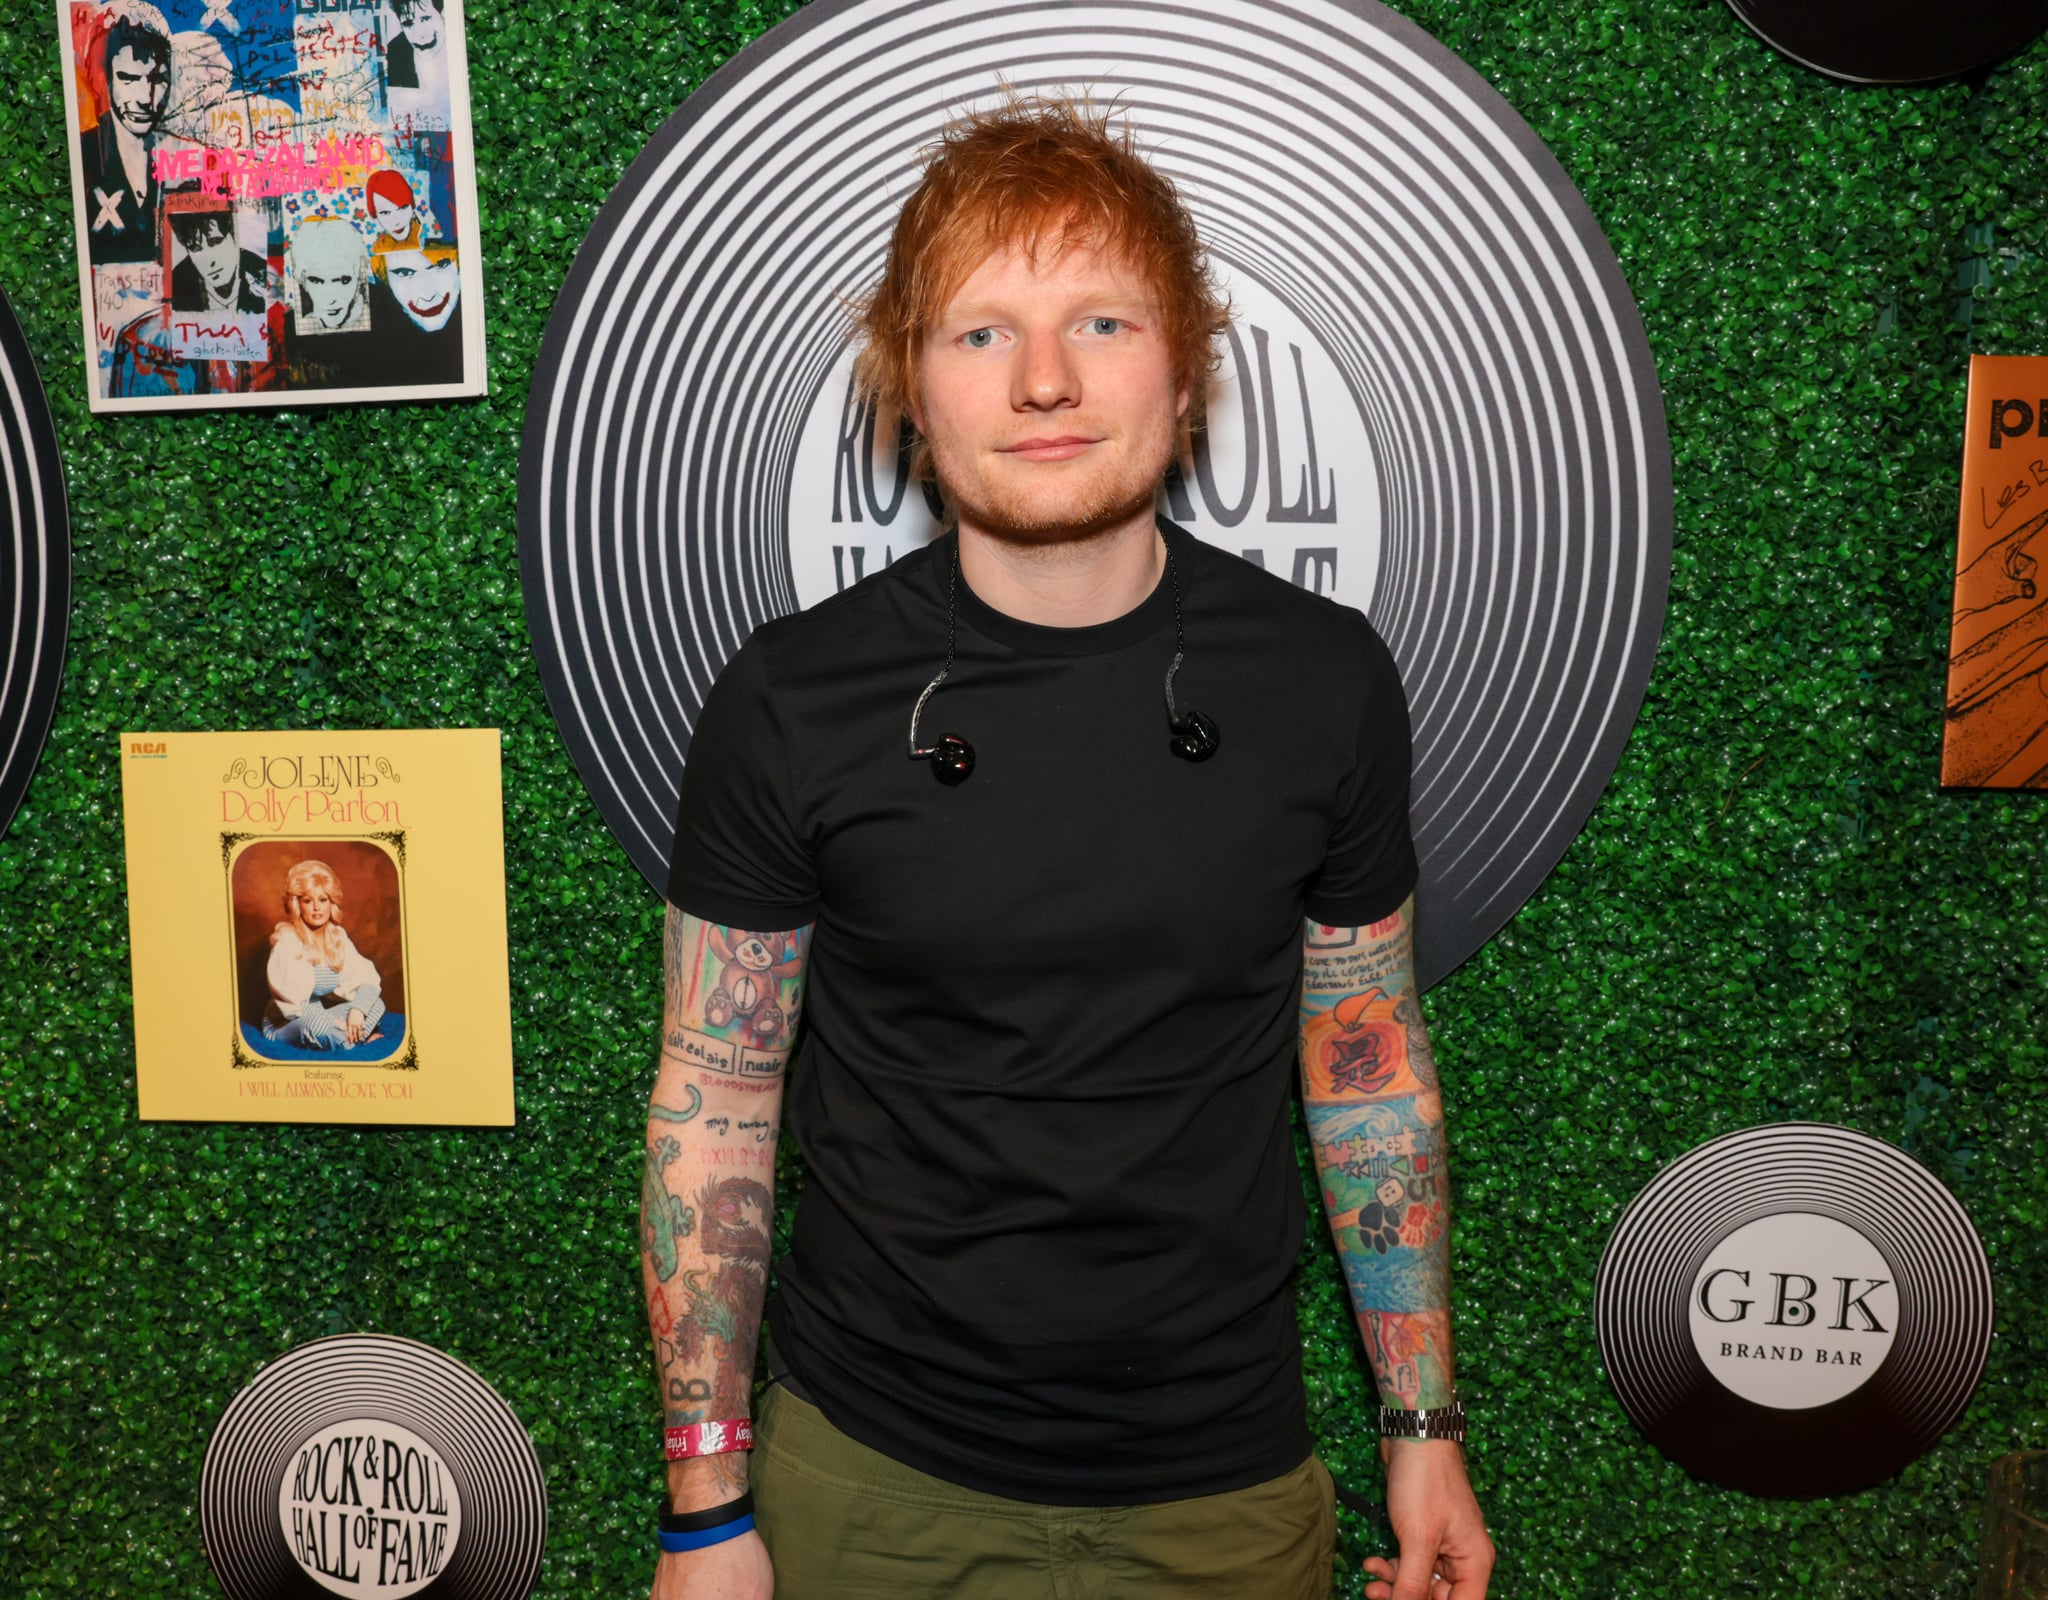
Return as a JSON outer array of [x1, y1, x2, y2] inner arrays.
[[120, 727, 512, 1122]]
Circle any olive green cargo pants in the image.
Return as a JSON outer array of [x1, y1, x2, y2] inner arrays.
[[752, 1383, 1337, 1599]]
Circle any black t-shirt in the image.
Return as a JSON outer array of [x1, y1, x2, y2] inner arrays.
[[668, 518, 1416, 1504]]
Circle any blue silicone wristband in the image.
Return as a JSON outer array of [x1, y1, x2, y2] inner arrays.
[[659, 1514, 756, 1554]]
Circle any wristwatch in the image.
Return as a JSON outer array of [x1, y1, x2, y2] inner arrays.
[[1378, 1398, 1467, 1443]]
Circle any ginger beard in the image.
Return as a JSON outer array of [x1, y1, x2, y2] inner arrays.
[[912, 241, 1188, 549]]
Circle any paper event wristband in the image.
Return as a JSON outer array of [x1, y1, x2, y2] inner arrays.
[[664, 1419, 754, 1460]]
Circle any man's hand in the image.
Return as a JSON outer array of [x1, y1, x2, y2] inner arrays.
[[650, 1531, 773, 1600], [1363, 1438, 1493, 1600]]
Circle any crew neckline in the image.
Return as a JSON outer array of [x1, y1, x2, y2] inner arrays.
[[941, 517, 1188, 657]]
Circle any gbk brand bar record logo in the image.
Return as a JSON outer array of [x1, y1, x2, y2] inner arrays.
[[201, 1335, 546, 1600], [1597, 1124, 1992, 1496], [518, 0, 1673, 989]]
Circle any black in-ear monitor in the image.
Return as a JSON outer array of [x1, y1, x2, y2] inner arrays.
[[907, 536, 1219, 785]]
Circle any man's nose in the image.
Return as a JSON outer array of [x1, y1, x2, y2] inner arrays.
[[1012, 330, 1080, 411]]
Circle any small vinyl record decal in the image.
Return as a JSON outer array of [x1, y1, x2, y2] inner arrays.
[[1596, 1123, 1992, 1497], [201, 1334, 546, 1599]]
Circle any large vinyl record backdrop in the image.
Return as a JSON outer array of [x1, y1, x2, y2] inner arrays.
[[2, 0, 2046, 1594], [518, 0, 1672, 989]]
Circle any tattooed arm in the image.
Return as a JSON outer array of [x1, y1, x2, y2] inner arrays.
[[645, 907, 810, 1600], [1301, 898, 1492, 1600]]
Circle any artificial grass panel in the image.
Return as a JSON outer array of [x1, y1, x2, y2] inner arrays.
[[0, 0, 2043, 1595]]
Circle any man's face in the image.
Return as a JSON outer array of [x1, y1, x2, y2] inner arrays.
[[913, 240, 1187, 545], [107, 43, 168, 136], [303, 259, 363, 327], [184, 219, 239, 295], [384, 248, 459, 332], [370, 193, 415, 242], [392, 0, 440, 50]]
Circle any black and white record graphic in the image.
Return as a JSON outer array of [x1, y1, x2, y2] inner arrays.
[[1725, 0, 2048, 84], [0, 288, 70, 841], [201, 1334, 546, 1600], [1596, 1123, 1992, 1498], [519, 0, 1672, 988]]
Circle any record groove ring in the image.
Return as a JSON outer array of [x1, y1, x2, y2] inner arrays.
[[201, 1333, 547, 1600], [0, 288, 71, 841], [1595, 1122, 1992, 1498], [519, 0, 1672, 987]]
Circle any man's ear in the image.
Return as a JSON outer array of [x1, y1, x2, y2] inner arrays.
[[1175, 384, 1192, 419]]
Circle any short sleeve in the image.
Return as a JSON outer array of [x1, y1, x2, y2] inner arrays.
[[665, 636, 820, 930], [1302, 620, 1418, 927]]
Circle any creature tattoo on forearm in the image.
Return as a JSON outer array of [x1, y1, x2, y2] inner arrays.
[[1300, 897, 1456, 1411], [643, 908, 810, 1495]]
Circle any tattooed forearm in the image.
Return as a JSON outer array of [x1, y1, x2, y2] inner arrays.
[[1301, 898, 1457, 1410], [644, 906, 810, 1508]]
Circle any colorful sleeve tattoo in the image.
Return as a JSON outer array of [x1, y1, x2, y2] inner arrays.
[[642, 907, 811, 1501], [1300, 897, 1456, 1410]]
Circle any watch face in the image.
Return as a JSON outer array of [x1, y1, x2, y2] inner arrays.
[[1725, 0, 2048, 82]]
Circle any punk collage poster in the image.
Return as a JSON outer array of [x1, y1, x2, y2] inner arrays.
[[55, 0, 486, 411]]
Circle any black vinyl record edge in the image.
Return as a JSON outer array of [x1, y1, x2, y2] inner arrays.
[[0, 287, 73, 843]]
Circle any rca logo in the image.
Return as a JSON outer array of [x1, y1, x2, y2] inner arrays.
[[128, 740, 168, 757]]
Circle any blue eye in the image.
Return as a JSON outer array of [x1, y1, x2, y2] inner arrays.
[[963, 328, 996, 349], [1089, 317, 1122, 335]]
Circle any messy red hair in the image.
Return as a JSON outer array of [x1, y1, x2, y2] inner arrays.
[[853, 93, 1229, 473]]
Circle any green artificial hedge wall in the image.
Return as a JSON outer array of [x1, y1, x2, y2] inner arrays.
[[2, 0, 2045, 1593]]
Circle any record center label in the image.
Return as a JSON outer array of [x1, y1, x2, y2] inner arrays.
[[1688, 1212, 1898, 1409], [279, 1419, 463, 1598]]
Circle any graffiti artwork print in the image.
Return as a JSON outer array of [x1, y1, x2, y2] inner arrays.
[[55, 0, 486, 411]]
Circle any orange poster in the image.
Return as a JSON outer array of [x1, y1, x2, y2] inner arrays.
[[1944, 354, 2048, 788]]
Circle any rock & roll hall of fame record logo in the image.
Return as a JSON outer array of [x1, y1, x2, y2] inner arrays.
[[518, 0, 1674, 988], [1596, 1123, 1993, 1497], [200, 1334, 546, 1599]]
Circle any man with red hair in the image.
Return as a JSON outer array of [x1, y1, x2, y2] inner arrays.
[[644, 96, 1493, 1600]]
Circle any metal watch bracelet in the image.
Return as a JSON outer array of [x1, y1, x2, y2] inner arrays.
[[1378, 1398, 1467, 1443]]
